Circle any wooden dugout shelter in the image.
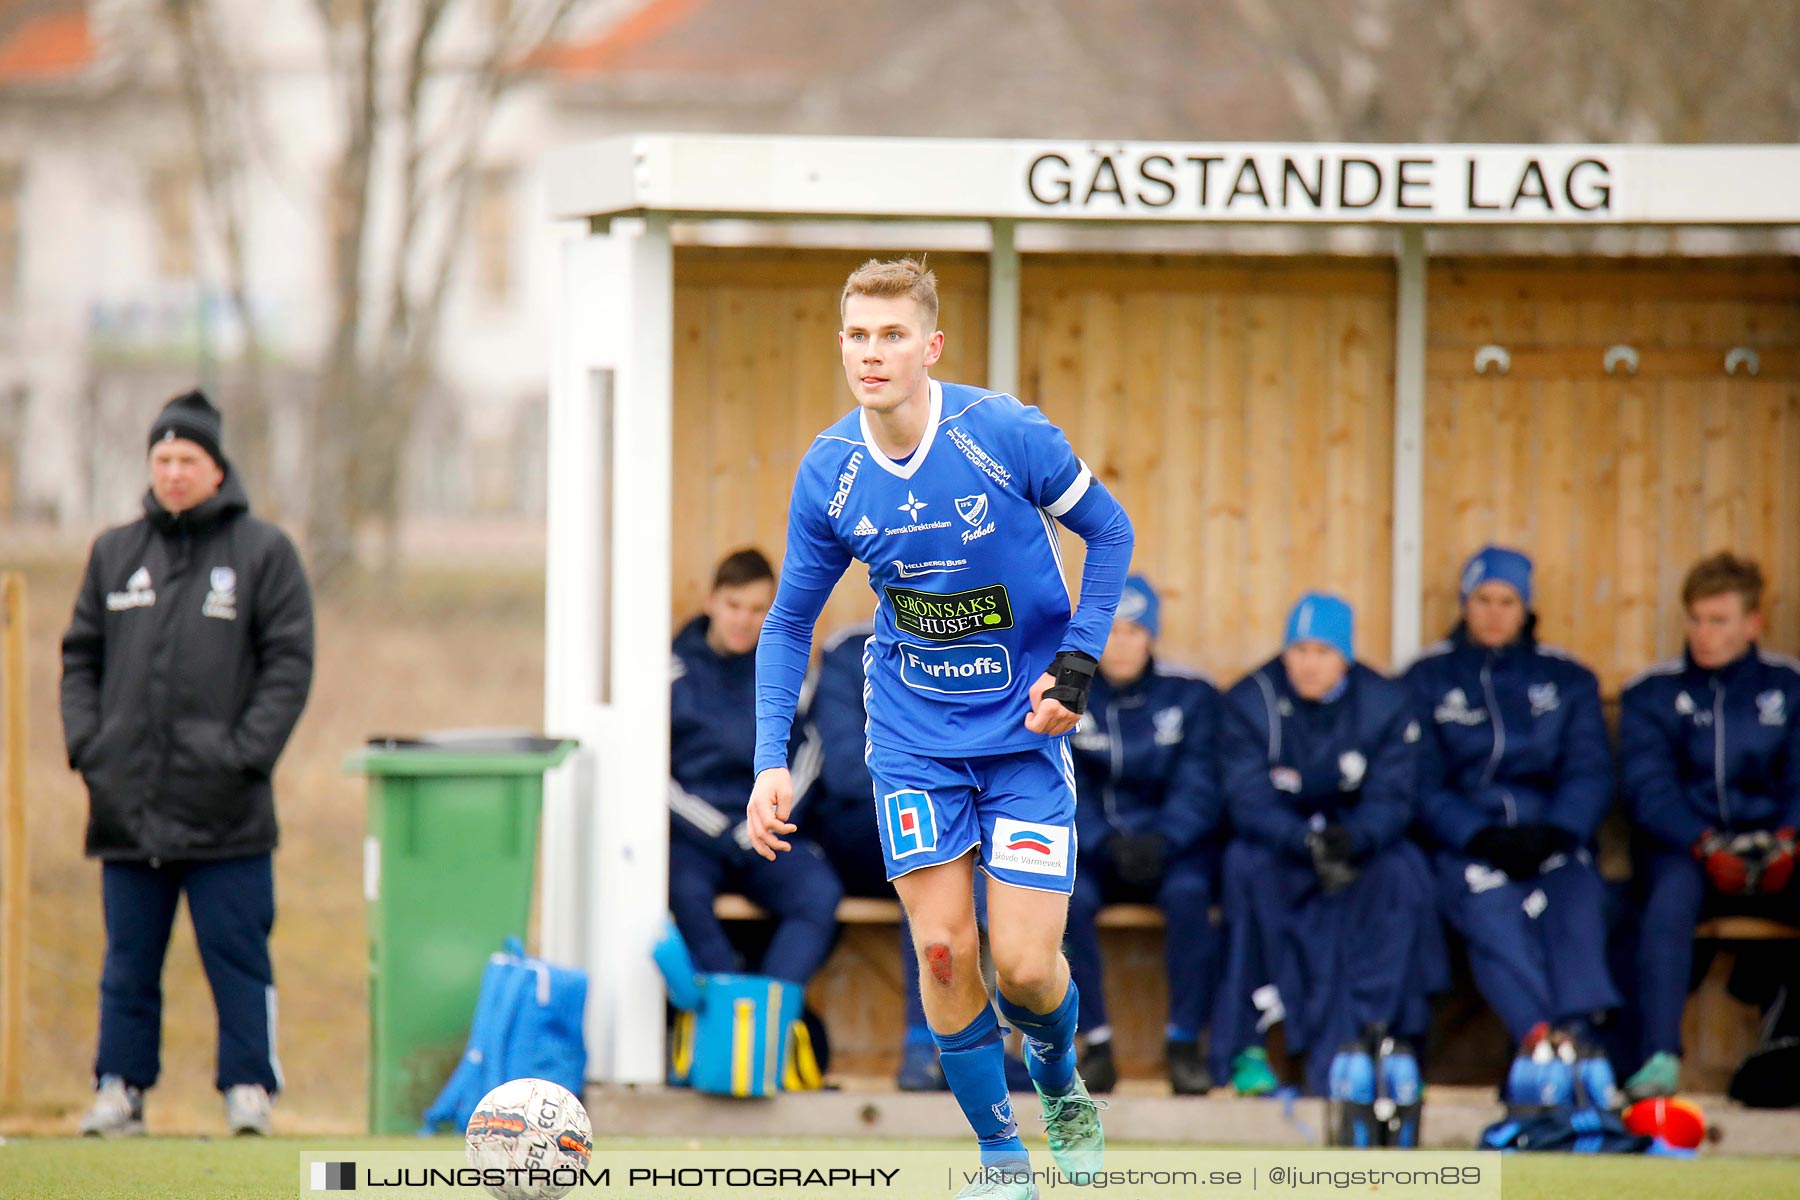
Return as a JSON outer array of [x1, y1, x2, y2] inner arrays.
[[539, 135, 1800, 1085]]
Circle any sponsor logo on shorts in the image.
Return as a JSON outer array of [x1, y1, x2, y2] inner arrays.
[[897, 642, 1013, 694], [989, 817, 1070, 877], [885, 583, 1014, 642], [884, 789, 938, 859]]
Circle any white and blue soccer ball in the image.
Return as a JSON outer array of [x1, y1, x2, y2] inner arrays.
[[464, 1077, 594, 1200]]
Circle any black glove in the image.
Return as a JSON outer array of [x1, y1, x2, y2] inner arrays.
[[1111, 832, 1169, 889], [1043, 650, 1099, 716], [1307, 825, 1361, 893], [1466, 824, 1569, 880]]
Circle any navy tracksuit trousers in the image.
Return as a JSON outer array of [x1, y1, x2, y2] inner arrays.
[[1066, 847, 1216, 1038], [1435, 849, 1621, 1043], [96, 854, 282, 1094], [667, 835, 842, 986]]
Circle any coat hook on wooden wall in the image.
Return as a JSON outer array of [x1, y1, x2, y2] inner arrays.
[[1604, 345, 1639, 376], [1474, 345, 1510, 375], [1725, 347, 1760, 377]]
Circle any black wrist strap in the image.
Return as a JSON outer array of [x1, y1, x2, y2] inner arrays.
[[1044, 650, 1099, 716]]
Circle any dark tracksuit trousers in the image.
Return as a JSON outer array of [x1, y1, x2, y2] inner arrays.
[[1212, 839, 1441, 1095], [96, 854, 281, 1093], [667, 833, 842, 986], [1435, 849, 1621, 1043], [1066, 848, 1216, 1038], [1636, 846, 1800, 1057]]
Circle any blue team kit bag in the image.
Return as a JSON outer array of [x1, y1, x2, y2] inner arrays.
[[421, 937, 589, 1132], [654, 921, 822, 1096]]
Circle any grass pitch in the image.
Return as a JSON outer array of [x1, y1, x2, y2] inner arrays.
[[0, 1137, 1791, 1200]]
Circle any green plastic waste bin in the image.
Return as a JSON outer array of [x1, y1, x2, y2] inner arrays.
[[343, 733, 575, 1135]]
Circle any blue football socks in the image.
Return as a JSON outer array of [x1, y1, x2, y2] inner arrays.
[[933, 1006, 1028, 1165], [999, 980, 1080, 1095]]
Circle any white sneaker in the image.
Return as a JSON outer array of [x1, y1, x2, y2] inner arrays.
[[79, 1076, 145, 1137], [224, 1083, 272, 1136]]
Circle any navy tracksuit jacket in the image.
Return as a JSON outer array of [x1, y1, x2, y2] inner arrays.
[[1066, 661, 1225, 1037], [1405, 627, 1621, 1042], [1620, 645, 1800, 1056], [1212, 658, 1439, 1093], [667, 616, 840, 984]]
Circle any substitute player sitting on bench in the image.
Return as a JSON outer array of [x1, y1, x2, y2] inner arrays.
[[1065, 574, 1224, 1095], [1211, 592, 1440, 1097], [667, 549, 842, 987], [1620, 551, 1800, 1100], [1405, 546, 1620, 1088]]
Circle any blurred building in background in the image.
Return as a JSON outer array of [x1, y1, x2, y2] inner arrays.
[[0, 0, 1794, 555]]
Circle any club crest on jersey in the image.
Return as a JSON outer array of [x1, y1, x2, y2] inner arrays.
[[990, 817, 1069, 876], [1338, 750, 1366, 790], [1270, 766, 1302, 794], [203, 565, 239, 620], [1528, 681, 1560, 716], [955, 494, 988, 526], [1758, 690, 1788, 726], [884, 789, 938, 859], [1153, 706, 1184, 746]]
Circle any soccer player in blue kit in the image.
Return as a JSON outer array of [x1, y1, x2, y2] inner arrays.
[[747, 259, 1134, 1198]]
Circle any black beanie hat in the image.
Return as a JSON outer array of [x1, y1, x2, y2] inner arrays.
[[147, 389, 224, 467]]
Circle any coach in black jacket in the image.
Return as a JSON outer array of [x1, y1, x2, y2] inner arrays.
[[61, 390, 313, 1137]]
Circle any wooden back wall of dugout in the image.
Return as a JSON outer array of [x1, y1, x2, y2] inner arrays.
[[671, 248, 1800, 694]]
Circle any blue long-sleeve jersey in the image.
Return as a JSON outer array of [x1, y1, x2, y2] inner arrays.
[[755, 380, 1134, 771], [1068, 661, 1225, 856], [1620, 645, 1800, 850], [1220, 657, 1421, 858], [1402, 627, 1614, 851]]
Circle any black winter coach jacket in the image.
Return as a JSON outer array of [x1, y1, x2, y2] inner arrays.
[[60, 471, 314, 861]]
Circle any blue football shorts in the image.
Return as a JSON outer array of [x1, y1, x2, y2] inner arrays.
[[865, 737, 1079, 894]]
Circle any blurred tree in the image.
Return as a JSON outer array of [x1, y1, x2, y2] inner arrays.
[[160, 0, 275, 509], [308, 0, 584, 587]]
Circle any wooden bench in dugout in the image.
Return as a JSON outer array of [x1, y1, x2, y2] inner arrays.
[[712, 895, 1800, 1088]]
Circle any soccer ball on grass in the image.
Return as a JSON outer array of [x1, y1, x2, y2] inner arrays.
[[464, 1077, 594, 1200]]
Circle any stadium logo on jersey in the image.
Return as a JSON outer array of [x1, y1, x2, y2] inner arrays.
[[990, 817, 1070, 876], [897, 642, 1013, 695], [827, 451, 863, 518], [897, 491, 928, 521], [1434, 688, 1487, 726], [955, 493, 989, 527], [853, 515, 878, 537], [883, 789, 938, 859], [106, 566, 157, 611], [1758, 690, 1788, 726], [1153, 706, 1184, 746], [1528, 682, 1560, 717], [1338, 750, 1366, 790], [891, 557, 969, 579], [885, 584, 1014, 642], [945, 425, 1015, 488]]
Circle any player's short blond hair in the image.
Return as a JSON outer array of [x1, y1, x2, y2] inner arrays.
[[840, 257, 939, 330]]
